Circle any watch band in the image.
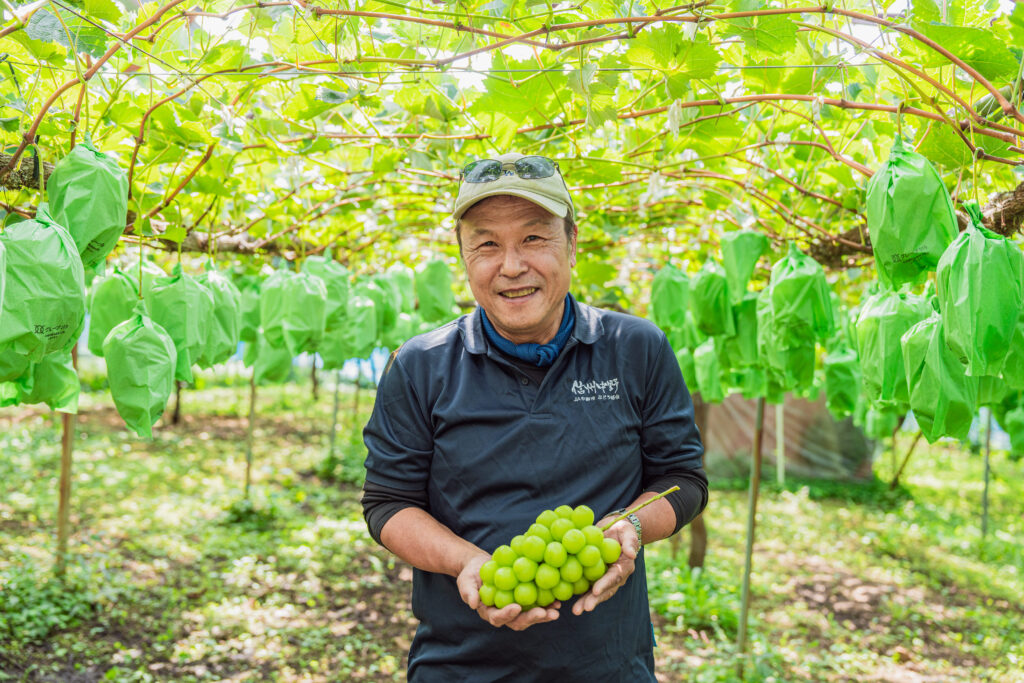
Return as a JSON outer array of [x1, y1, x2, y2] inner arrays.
[[606, 508, 643, 548]]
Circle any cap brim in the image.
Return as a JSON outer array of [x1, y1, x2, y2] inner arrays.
[[453, 187, 571, 221]]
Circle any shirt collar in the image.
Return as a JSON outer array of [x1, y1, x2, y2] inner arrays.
[[459, 295, 603, 355]]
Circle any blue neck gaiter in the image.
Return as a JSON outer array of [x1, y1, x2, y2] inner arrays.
[[480, 294, 576, 368]]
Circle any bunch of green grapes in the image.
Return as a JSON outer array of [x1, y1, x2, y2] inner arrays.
[[478, 504, 622, 609]]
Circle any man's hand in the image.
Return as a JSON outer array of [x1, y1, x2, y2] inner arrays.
[[457, 552, 561, 631], [571, 519, 639, 616]]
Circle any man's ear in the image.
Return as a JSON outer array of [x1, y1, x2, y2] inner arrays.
[[569, 224, 579, 268]]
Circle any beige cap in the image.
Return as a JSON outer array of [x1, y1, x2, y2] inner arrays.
[[452, 152, 574, 221]]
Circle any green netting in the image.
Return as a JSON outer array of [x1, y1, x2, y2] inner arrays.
[[195, 268, 242, 368], [303, 251, 350, 333], [937, 200, 1024, 377], [17, 350, 79, 413], [387, 263, 416, 313], [722, 292, 759, 368], [260, 270, 327, 356], [103, 306, 177, 438], [689, 260, 734, 336], [415, 259, 457, 323], [346, 294, 378, 359], [46, 137, 129, 268], [1004, 403, 1024, 461], [87, 267, 137, 357], [694, 338, 725, 403], [720, 230, 769, 302], [855, 289, 931, 408], [902, 314, 979, 443], [824, 345, 861, 420], [866, 137, 958, 289], [674, 348, 698, 392], [769, 242, 835, 343], [145, 264, 214, 384], [650, 264, 690, 330], [0, 206, 86, 361]]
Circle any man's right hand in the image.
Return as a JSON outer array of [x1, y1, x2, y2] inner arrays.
[[456, 554, 560, 631]]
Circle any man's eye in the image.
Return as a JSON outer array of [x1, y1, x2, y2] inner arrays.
[[479, 241, 498, 248], [524, 235, 542, 242]]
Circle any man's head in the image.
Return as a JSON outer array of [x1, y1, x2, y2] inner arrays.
[[454, 154, 578, 345]]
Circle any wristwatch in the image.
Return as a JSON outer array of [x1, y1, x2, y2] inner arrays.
[[607, 509, 643, 549]]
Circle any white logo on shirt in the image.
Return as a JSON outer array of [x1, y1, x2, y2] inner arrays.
[[571, 378, 621, 402]]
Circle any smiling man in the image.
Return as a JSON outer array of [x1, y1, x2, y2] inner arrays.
[[361, 152, 708, 681]]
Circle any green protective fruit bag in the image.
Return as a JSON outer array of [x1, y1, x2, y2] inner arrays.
[[732, 367, 766, 400], [103, 305, 177, 438], [237, 275, 262, 343], [866, 137, 958, 289], [138, 259, 166, 300], [1000, 316, 1024, 391], [1004, 404, 1024, 460], [824, 345, 861, 420], [694, 338, 725, 403], [87, 267, 137, 357], [387, 263, 415, 314], [195, 268, 242, 368], [47, 137, 129, 268], [720, 230, 769, 302], [769, 242, 835, 343], [318, 326, 353, 371], [369, 274, 401, 334], [416, 259, 457, 323], [346, 294, 378, 359], [680, 310, 707, 350], [17, 350, 79, 413], [0, 240, 5, 331], [723, 292, 759, 368], [977, 375, 1008, 408], [0, 348, 30, 384], [937, 200, 1024, 377], [756, 288, 816, 393], [864, 405, 901, 440], [260, 270, 327, 356], [674, 348, 698, 393], [145, 264, 214, 384], [901, 314, 979, 443], [0, 206, 86, 361], [384, 312, 416, 351], [855, 289, 931, 408], [689, 260, 734, 337], [252, 336, 293, 385], [650, 264, 690, 330], [303, 251, 350, 333]]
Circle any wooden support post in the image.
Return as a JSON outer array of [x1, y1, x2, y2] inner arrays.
[[56, 344, 78, 577], [172, 380, 183, 425], [311, 363, 319, 402], [776, 401, 785, 486], [982, 410, 992, 539], [737, 397, 766, 667], [245, 372, 256, 499], [328, 369, 341, 460]]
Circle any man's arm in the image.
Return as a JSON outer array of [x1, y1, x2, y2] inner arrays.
[[379, 506, 487, 577]]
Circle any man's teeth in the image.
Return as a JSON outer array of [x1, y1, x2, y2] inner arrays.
[[502, 288, 537, 298]]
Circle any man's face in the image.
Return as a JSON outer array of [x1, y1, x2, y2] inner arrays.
[[460, 196, 577, 345]]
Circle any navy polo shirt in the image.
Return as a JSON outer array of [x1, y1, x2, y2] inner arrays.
[[363, 299, 705, 682]]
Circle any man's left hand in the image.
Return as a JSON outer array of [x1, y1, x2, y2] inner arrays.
[[570, 519, 639, 616]]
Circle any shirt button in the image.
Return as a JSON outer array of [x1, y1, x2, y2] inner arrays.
[[520, 377, 529, 385]]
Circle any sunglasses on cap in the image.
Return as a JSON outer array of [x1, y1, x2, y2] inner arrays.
[[459, 155, 561, 183]]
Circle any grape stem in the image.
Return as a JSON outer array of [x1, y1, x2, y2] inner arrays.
[[599, 486, 680, 532]]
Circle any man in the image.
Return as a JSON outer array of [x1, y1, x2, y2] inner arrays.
[[362, 152, 707, 681]]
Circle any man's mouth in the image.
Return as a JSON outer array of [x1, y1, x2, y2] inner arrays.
[[500, 287, 538, 299]]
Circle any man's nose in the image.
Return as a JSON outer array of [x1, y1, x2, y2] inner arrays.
[[499, 245, 528, 277]]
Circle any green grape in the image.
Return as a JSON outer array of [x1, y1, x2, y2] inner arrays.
[[561, 528, 585, 554], [572, 577, 591, 595], [512, 556, 538, 582], [549, 517, 574, 542], [543, 541, 568, 568], [527, 523, 553, 543], [536, 509, 558, 527], [479, 583, 496, 607], [577, 544, 602, 567], [582, 525, 604, 546], [510, 534, 526, 555], [521, 535, 547, 563], [494, 589, 515, 609], [552, 580, 574, 601], [492, 545, 517, 567], [479, 560, 498, 584], [514, 582, 538, 607], [536, 587, 556, 607], [534, 563, 560, 589], [494, 566, 517, 591], [600, 537, 622, 564], [559, 556, 583, 583], [582, 558, 606, 582], [571, 505, 595, 528], [554, 504, 574, 519]]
